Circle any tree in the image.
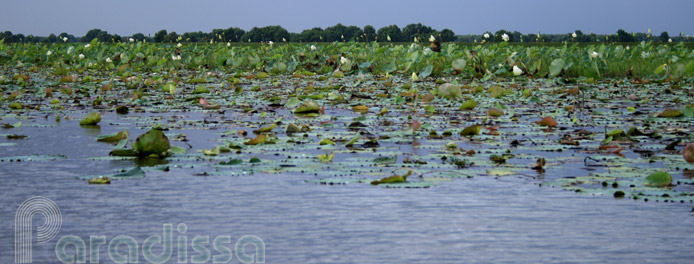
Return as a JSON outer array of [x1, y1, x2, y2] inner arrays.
[[377, 24, 402, 42], [344, 25, 363, 42], [110, 34, 122, 43], [439, 29, 455, 42], [402, 23, 433, 42], [240, 25, 289, 42], [131, 33, 147, 42], [324, 23, 347, 42], [58, 32, 75, 42], [297, 27, 324, 42], [659, 31, 670, 42], [44, 33, 58, 43], [223, 27, 245, 42], [166, 31, 179, 43], [84, 29, 102, 42], [363, 25, 376, 42], [616, 29, 634, 42], [494, 29, 513, 42], [83, 29, 111, 42], [154, 30, 167, 43]]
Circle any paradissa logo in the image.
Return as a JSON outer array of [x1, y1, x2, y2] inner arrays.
[[16, 196, 265, 264]]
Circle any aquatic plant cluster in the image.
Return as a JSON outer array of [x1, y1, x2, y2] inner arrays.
[[1, 40, 694, 203]]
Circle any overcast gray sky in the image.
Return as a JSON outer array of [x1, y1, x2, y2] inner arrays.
[[2, 0, 692, 37]]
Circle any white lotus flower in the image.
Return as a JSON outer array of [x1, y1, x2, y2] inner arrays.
[[626, 46, 630, 50], [340, 56, 349, 64], [591, 51, 599, 58], [483, 33, 490, 39], [387, 35, 391, 42], [63, 37, 68, 42], [129, 38, 134, 43], [172, 54, 182, 61], [513, 65, 523, 76], [88, 63, 93, 67], [105, 57, 112, 63], [227, 42, 231, 47], [411, 72, 418, 82], [572, 32, 577, 38], [283, 38, 286, 42], [78, 54, 85, 60], [502, 33, 509, 42], [668, 38, 672, 43], [429, 35, 435, 42], [46, 50, 52, 56], [268, 41, 274, 47], [414, 37, 418, 43], [84, 44, 90, 48], [177, 43, 182, 48], [310, 45, 317, 51], [67, 46, 74, 54]]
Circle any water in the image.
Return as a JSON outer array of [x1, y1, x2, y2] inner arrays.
[[1, 112, 693, 264]]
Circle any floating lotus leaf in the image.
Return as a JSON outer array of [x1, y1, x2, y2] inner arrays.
[[88, 176, 111, 184], [202, 146, 219, 156], [318, 151, 335, 162], [352, 105, 369, 113], [319, 138, 335, 145], [132, 128, 171, 158], [371, 170, 412, 185], [286, 123, 301, 134], [79, 112, 101, 126], [295, 101, 320, 114], [683, 143, 694, 163], [657, 108, 683, 118], [644, 171, 672, 187], [487, 108, 504, 117], [254, 124, 276, 133], [460, 124, 481, 136], [438, 83, 461, 100], [96, 130, 129, 143], [535, 116, 557, 127], [244, 134, 267, 145], [459, 100, 477, 110], [9, 102, 21, 109]]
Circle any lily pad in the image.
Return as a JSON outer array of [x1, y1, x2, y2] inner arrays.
[[460, 100, 477, 110], [132, 128, 171, 158], [644, 171, 672, 187], [683, 143, 694, 163], [438, 83, 461, 100], [460, 125, 481, 136], [295, 101, 320, 114], [657, 108, 683, 118], [79, 112, 101, 126], [96, 130, 129, 143]]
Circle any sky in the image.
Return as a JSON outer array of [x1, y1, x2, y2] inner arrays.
[[1, 0, 693, 37]]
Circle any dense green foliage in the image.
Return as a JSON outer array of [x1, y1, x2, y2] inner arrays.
[[1, 39, 692, 80]]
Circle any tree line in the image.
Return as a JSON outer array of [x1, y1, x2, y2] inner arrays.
[[1, 25, 691, 43]]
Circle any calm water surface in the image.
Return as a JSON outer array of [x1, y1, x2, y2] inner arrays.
[[1, 112, 693, 264]]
